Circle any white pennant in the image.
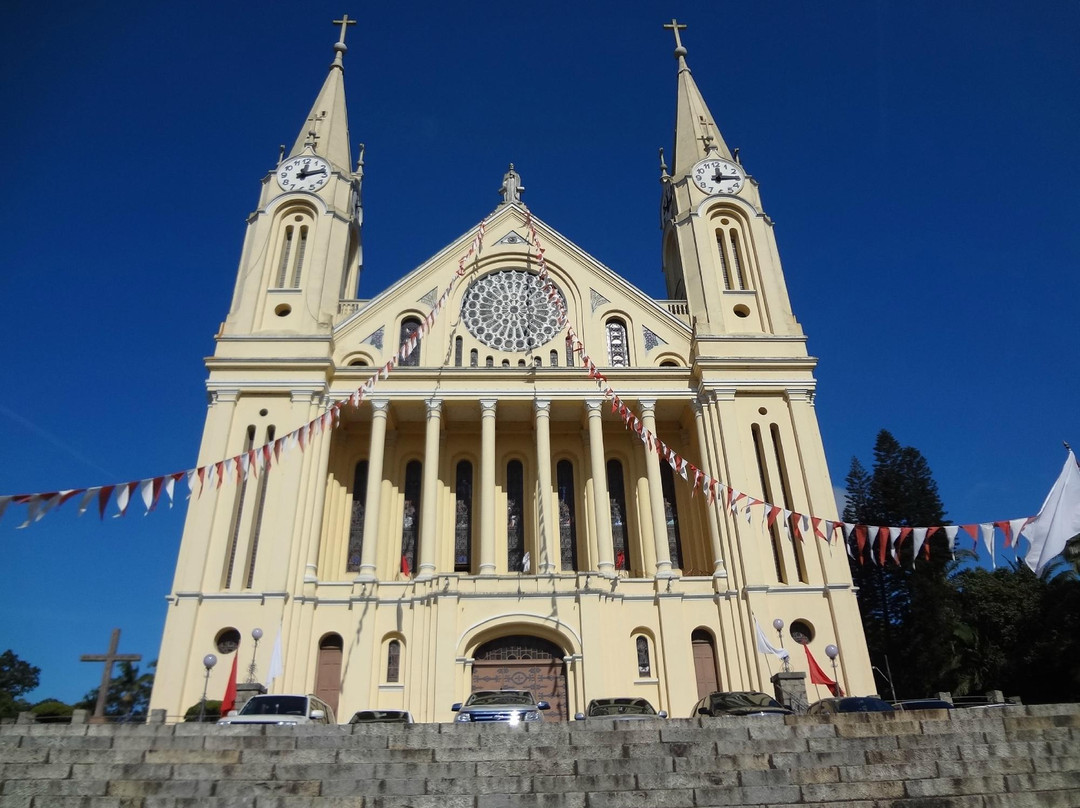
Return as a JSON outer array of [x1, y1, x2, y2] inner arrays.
[[943, 525, 960, 558], [912, 527, 929, 559], [980, 522, 996, 568], [139, 479, 156, 512]]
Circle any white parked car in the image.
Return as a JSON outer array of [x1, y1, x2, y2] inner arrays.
[[217, 694, 336, 726]]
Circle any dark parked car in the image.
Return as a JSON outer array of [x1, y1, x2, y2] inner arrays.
[[691, 691, 792, 717], [891, 699, 953, 712], [451, 689, 550, 724], [348, 709, 414, 724], [807, 696, 894, 715], [574, 697, 667, 721]]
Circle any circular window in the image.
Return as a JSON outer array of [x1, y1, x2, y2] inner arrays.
[[758, 407, 767, 415], [789, 620, 814, 646], [214, 627, 241, 655], [733, 304, 751, 318], [275, 304, 291, 317], [460, 269, 565, 352]]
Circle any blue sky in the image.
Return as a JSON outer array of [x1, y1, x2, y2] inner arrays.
[[2, 1, 1078, 703]]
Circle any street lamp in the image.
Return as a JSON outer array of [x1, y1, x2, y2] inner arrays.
[[197, 653, 217, 722], [772, 618, 790, 672], [825, 644, 840, 696], [246, 628, 263, 684]]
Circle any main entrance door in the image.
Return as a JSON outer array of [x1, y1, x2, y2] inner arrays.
[[470, 636, 568, 721]]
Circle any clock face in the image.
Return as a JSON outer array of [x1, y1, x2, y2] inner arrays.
[[277, 156, 331, 192], [691, 159, 744, 195]]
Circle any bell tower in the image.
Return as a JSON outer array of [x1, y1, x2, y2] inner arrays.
[[221, 15, 363, 337], [660, 21, 802, 340]]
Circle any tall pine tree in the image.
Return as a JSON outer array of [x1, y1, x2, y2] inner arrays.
[[844, 430, 952, 699]]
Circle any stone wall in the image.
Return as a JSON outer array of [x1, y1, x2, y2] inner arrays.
[[1, 704, 1078, 807]]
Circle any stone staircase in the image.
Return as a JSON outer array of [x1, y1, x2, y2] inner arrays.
[[2, 704, 1079, 807]]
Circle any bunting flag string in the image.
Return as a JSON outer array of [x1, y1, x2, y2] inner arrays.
[[0, 202, 1057, 574]]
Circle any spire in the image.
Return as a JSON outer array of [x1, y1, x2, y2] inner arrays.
[[287, 15, 355, 170], [665, 19, 734, 176]]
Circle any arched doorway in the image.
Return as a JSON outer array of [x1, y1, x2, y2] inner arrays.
[[471, 636, 568, 720], [315, 633, 343, 717], [691, 629, 719, 699]]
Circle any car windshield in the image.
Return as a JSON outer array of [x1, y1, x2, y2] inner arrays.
[[351, 710, 409, 723], [466, 691, 534, 706], [238, 696, 308, 716], [710, 692, 780, 710], [837, 698, 893, 713], [589, 699, 655, 716]]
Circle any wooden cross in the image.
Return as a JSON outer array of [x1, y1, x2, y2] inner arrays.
[[333, 14, 357, 47], [664, 18, 687, 50], [80, 628, 141, 720]]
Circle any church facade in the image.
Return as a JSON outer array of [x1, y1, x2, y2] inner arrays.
[[150, 21, 873, 722]]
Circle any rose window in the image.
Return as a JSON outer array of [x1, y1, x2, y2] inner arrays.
[[461, 270, 565, 352]]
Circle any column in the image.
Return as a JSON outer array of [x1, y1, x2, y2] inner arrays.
[[357, 399, 389, 581], [417, 398, 442, 580], [585, 400, 614, 576], [534, 399, 557, 574], [690, 397, 726, 576], [479, 399, 497, 575], [638, 400, 673, 578]]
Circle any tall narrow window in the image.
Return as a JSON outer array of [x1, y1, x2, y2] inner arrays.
[[549, 350, 558, 367], [276, 227, 294, 287], [454, 461, 473, 572], [506, 460, 525, 572], [454, 336, 463, 367], [606, 319, 629, 367], [400, 460, 422, 575], [730, 230, 746, 290], [386, 639, 401, 683], [659, 462, 684, 570], [346, 460, 369, 573], [223, 425, 256, 588], [470, 349, 478, 367], [399, 318, 421, 367], [636, 636, 652, 677], [772, 424, 808, 583], [716, 231, 732, 290], [557, 460, 579, 571], [244, 424, 275, 588], [753, 423, 786, 583], [565, 336, 574, 367], [291, 225, 308, 287], [607, 459, 630, 572]]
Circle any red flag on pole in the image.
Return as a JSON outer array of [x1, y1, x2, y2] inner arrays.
[[803, 644, 841, 696], [220, 653, 239, 715]]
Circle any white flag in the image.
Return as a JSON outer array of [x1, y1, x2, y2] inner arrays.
[[522, 552, 531, 573], [754, 617, 789, 662], [265, 622, 284, 691], [1023, 450, 1080, 576]]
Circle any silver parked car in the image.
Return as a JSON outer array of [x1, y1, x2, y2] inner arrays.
[[575, 697, 667, 721], [451, 689, 550, 724], [217, 694, 336, 726]]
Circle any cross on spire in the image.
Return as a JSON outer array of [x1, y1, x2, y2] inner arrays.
[[80, 628, 142, 721], [333, 14, 357, 47], [664, 19, 687, 51]]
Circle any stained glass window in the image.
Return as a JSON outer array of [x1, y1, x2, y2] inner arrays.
[[386, 639, 401, 682], [346, 460, 368, 573], [506, 460, 525, 572], [557, 460, 578, 571], [636, 636, 651, 676], [460, 269, 565, 352], [455, 461, 473, 572], [399, 318, 421, 367], [607, 459, 630, 572], [400, 460, 422, 574], [659, 462, 684, 570], [607, 319, 629, 367]]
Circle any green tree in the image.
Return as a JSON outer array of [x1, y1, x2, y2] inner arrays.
[[0, 650, 41, 718], [77, 660, 156, 720], [844, 430, 952, 699]]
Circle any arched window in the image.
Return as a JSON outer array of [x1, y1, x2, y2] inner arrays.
[[276, 226, 294, 288], [454, 336, 463, 367], [470, 349, 478, 367], [454, 461, 473, 572], [386, 639, 401, 683], [606, 319, 629, 367], [291, 225, 308, 287], [399, 318, 422, 367], [716, 222, 752, 291], [659, 463, 684, 570], [506, 459, 525, 572], [346, 461, 368, 573], [400, 460, 422, 575], [549, 350, 558, 367], [636, 635, 652, 677], [274, 214, 312, 288], [607, 459, 630, 572], [565, 335, 574, 367], [557, 460, 578, 571]]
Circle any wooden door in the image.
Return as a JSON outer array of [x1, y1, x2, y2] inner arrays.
[[315, 634, 343, 717], [692, 630, 719, 699]]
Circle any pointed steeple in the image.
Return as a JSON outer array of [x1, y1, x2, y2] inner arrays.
[[287, 15, 355, 171], [665, 19, 733, 176]]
